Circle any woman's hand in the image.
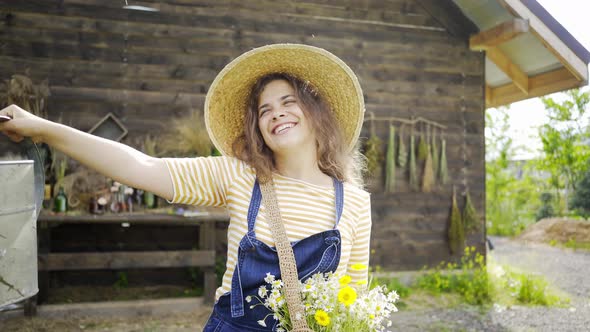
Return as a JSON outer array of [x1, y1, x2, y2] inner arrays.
[[0, 104, 49, 143]]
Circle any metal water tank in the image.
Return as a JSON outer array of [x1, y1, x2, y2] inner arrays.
[[0, 160, 38, 307]]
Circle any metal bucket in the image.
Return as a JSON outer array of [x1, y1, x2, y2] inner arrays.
[[0, 161, 38, 307]]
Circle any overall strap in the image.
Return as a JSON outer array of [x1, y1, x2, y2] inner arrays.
[[333, 178, 344, 228], [246, 179, 263, 235]]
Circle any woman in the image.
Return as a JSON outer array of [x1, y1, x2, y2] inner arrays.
[[0, 44, 371, 331]]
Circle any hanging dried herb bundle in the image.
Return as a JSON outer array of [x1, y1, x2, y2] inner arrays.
[[160, 110, 214, 157], [421, 145, 434, 192], [0, 72, 50, 118], [385, 125, 396, 193], [417, 125, 428, 162], [448, 188, 465, 255], [439, 139, 449, 185], [364, 134, 383, 178], [431, 128, 439, 180], [397, 126, 407, 168], [462, 190, 480, 234], [409, 133, 418, 190]]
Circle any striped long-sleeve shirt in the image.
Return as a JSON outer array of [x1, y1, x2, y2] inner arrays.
[[164, 156, 372, 300]]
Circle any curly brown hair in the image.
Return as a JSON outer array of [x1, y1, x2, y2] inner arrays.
[[232, 73, 363, 185]]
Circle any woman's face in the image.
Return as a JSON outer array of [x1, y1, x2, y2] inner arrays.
[[257, 79, 316, 156]]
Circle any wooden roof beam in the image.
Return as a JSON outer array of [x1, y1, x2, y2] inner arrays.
[[487, 67, 579, 108], [500, 0, 588, 83], [470, 18, 529, 51], [487, 47, 529, 94]]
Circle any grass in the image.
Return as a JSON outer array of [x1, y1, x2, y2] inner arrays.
[[487, 258, 570, 307], [549, 238, 590, 251], [372, 247, 570, 311]]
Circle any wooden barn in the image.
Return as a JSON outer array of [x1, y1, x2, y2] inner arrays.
[[1, 0, 589, 306]]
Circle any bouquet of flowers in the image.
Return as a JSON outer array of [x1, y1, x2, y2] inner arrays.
[[247, 265, 399, 332]]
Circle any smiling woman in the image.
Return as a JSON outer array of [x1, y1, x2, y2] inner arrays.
[[0, 44, 371, 332]]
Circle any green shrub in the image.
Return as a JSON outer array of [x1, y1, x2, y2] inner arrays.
[[488, 260, 566, 307], [414, 246, 491, 305]]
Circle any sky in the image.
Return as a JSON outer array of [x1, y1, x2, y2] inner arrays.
[[488, 0, 590, 159]]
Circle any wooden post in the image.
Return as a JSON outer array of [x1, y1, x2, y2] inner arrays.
[[23, 297, 37, 316], [200, 222, 217, 304], [36, 219, 50, 306]]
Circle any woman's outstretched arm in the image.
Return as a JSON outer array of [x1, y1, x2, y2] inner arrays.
[[0, 104, 173, 200]]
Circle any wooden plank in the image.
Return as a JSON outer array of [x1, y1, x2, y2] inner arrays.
[[5, 11, 235, 38], [38, 213, 229, 225], [48, 85, 203, 105], [416, 0, 479, 40], [469, 18, 529, 51], [62, 0, 438, 28], [38, 250, 216, 271], [0, 1, 442, 41], [0, 39, 233, 68], [488, 67, 579, 107], [486, 47, 529, 94]]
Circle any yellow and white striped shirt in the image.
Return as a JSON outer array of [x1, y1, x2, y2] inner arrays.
[[164, 156, 372, 300]]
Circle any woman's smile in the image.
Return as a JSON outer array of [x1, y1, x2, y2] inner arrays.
[[272, 122, 298, 135]]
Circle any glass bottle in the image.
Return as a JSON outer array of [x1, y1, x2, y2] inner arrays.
[[54, 186, 68, 213]]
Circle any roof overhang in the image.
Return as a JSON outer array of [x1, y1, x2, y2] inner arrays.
[[453, 0, 590, 108]]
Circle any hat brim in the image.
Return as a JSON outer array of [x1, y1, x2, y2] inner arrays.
[[204, 44, 365, 156]]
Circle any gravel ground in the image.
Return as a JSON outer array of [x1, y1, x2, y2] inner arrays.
[[390, 236, 590, 331], [2, 236, 589, 331], [486, 236, 590, 332]]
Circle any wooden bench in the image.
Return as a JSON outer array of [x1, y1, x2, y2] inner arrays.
[[24, 212, 228, 316]]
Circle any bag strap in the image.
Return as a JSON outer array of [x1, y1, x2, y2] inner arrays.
[[259, 178, 312, 332]]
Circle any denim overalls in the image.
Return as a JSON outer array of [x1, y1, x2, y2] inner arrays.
[[203, 178, 344, 331]]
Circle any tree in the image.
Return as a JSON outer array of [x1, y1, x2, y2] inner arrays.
[[538, 89, 590, 213], [485, 108, 541, 235], [570, 165, 590, 218]]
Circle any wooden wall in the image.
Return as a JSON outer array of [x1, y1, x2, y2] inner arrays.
[[0, 0, 485, 271]]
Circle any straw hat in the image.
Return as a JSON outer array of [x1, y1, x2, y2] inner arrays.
[[204, 43, 365, 156]]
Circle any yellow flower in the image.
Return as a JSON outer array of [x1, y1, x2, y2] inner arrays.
[[369, 314, 375, 319], [351, 263, 367, 271], [314, 310, 330, 326], [339, 275, 352, 286], [338, 286, 357, 306]]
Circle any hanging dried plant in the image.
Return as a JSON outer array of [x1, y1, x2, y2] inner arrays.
[[397, 126, 407, 168], [448, 188, 465, 255], [385, 125, 396, 193], [462, 190, 480, 234], [421, 145, 434, 192], [143, 134, 158, 156], [409, 133, 418, 191], [431, 127, 439, 181], [417, 126, 428, 162], [0, 72, 50, 118], [439, 139, 449, 185], [160, 110, 214, 157], [364, 134, 383, 178]]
